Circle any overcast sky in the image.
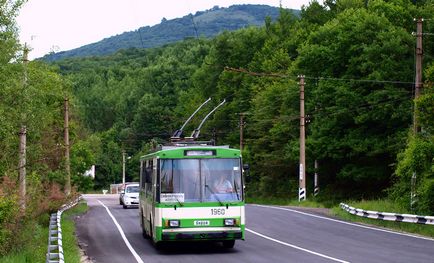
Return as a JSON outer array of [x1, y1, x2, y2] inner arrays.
[[17, 0, 311, 59]]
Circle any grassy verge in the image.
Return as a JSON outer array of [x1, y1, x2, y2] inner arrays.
[[62, 202, 88, 263], [246, 196, 433, 238], [246, 196, 325, 208], [0, 222, 48, 263], [0, 201, 88, 263], [332, 199, 434, 238]]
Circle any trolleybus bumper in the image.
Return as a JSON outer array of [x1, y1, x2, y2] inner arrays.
[[162, 230, 242, 241]]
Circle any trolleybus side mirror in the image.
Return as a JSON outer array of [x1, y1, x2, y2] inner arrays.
[[243, 164, 250, 177]]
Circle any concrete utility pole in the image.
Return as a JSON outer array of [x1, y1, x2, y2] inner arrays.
[[239, 113, 246, 152], [298, 75, 306, 201], [19, 44, 29, 210], [414, 18, 423, 134], [18, 126, 26, 209], [314, 160, 319, 196], [64, 97, 71, 195], [411, 18, 423, 209], [122, 150, 126, 184]]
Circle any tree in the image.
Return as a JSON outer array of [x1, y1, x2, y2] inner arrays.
[[0, 0, 24, 64], [295, 7, 414, 198], [391, 62, 434, 214]]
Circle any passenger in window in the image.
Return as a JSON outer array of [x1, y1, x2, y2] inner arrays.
[[213, 175, 233, 193]]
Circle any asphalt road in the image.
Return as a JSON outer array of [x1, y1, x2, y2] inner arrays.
[[75, 194, 434, 263]]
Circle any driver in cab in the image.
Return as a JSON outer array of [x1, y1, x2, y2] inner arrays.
[[213, 175, 233, 193]]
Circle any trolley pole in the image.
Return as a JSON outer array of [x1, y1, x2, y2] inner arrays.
[[298, 75, 306, 201], [414, 17, 423, 134]]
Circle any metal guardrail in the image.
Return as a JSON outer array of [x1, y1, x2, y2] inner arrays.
[[46, 196, 82, 263], [340, 203, 434, 225]]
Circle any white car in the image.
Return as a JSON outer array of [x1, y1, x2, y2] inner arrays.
[[121, 183, 140, 209]]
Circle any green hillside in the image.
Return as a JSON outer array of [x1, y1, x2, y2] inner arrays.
[[42, 5, 298, 61]]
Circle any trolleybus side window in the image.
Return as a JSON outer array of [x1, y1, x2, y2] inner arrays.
[[145, 160, 153, 195], [140, 161, 146, 189]]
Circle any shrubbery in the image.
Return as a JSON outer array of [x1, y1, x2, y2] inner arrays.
[[0, 175, 74, 256], [390, 135, 434, 214]]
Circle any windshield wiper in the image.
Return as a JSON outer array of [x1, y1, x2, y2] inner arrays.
[[205, 184, 224, 206], [174, 194, 183, 207], [233, 179, 240, 201]]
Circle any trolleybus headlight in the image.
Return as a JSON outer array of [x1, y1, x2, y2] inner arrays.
[[224, 218, 235, 226], [169, 220, 180, 228]]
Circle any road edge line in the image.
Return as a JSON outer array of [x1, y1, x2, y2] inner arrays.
[[246, 228, 349, 263], [98, 200, 144, 263]]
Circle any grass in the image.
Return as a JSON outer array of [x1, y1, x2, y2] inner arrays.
[[246, 196, 326, 208], [0, 201, 88, 263], [62, 202, 88, 263], [0, 223, 48, 263], [332, 199, 434, 238]]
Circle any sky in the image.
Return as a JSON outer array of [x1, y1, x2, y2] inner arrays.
[[17, 0, 311, 60]]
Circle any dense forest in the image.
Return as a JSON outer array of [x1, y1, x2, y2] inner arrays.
[[41, 4, 293, 61], [53, 0, 434, 209], [1, 0, 434, 256]]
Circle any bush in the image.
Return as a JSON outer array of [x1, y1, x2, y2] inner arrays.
[[391, 134, 434, 215], [72, 174, 94, 193], [0, 177, 21, 256], [0, 174, 74, 256], [419, 179, 434, 214]]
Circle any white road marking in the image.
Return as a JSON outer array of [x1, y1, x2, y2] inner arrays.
[[246, 228, 350, 263], [98, 200, 144, 263], [252, 204, 434, 241]]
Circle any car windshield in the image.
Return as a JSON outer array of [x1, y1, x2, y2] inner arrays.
[[126, 185, 139, 193], [160, 158, 242, 203]]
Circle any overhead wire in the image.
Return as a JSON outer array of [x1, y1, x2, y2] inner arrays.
[[129, 0, 146, 49], [224, 66, 416, 86]]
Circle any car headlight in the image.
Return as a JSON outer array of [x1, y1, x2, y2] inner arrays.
[[169, 220, 180, 228], [224, 218, 235, 226]]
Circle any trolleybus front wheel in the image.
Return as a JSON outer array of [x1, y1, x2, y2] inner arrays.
[[222, 240, 235, 248]]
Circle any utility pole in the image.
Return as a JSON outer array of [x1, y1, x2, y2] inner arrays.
[[414, 17, 423, 134], [64, 97, 71, 196], [122, 150, 126, 184], [411, 18, 423, 209], [19, 44, 29, 210], [298, 75, 306, 201], [239, 113, 246, 151], [314, 160, 319, 196], [18, 126, 26, 210]]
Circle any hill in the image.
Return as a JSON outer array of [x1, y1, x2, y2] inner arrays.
[[42, 4, 298, 61]]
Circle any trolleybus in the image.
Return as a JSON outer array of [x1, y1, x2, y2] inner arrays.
[[139, 143, 245, 248]]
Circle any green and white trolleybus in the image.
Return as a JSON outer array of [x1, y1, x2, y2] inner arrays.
[[139, 143, 245, 248]]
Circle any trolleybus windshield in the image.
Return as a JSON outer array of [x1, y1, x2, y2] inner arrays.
[[160, 158, 242, 203]]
